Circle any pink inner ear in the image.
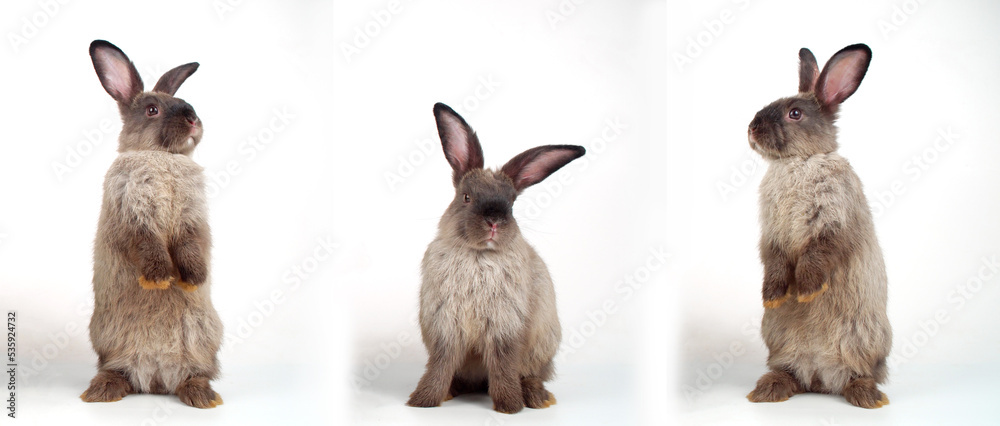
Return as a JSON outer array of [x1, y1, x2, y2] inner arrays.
[[822, 55, 866, 104], [516, 150, 575, 187], [441, 114, 471, 168], [96, 50, 135, 99]]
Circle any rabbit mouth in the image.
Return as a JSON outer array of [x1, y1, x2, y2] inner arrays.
[[183, 124, 203, 148], [748, 129, 767, 155], [484, 228, 498, 244], [748, 128, 781, 158], [479, 223, 501, 248]]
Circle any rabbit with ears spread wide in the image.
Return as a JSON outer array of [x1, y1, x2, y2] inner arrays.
[[746, 44, 892, 408], [81, 40, 223, 409], [407, 103, 585, 414]]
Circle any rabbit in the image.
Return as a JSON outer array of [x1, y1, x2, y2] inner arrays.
[[406, 103, 585, 414], [80, 40, 223, 409], [745, 43, 892, 409]]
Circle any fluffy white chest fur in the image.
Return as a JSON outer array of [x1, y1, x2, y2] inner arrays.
[[758, 153, 857, 254], [104, 151, 207, 235], [421, 242, 533, 345]]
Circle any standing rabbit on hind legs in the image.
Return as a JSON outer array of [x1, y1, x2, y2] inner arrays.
[[407, 103, 585, 414], [81, 40, 223, 409], [746, 44, 892, 409]]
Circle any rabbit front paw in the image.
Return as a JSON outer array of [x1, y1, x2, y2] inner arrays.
[[139, 259, 174, 290], [763, 292, 792, 309], [174, 246, 208, 286], [138, 275, 173, 290], [762, 277, 791, 309], [174, 281, 199, 292], [796, 282, 829, 303], [793, 261, 829, 303]]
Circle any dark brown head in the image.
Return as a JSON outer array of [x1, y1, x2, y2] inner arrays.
[[90, 40, 203, 155], [433, 103, 585, 251], [748, 44, 871, 160]]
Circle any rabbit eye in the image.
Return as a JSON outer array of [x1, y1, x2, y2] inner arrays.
[[788, 108, 802, 120], [463, 194, 471, 203], [146, 105, 159, 117]]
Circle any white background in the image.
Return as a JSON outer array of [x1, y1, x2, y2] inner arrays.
[[335, 1, 668, 425], [669, 0, 1000, 424], [1, 1, 997, 426], [0, 1, 346, 425], [0, 1, 672, 425]]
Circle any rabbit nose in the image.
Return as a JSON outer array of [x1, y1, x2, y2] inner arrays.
[[482, 211, 508, 226], [484, 215, 508, 229], [183, 110, 199, 125], [478, 198, 510, 222]]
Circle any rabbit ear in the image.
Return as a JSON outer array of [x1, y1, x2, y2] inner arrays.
[[153, 62, 199, 95], [798, 48, 819, 93], [434, 103, 484, 186], [501, 145, 585, 192], [815, 44, 871, 112], [90, 40, 143, 104]]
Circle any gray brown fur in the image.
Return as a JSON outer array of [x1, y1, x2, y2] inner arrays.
[[746, 44, 892, 408], [407, 103, 584, 414], [82, 40, 223, 409]]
